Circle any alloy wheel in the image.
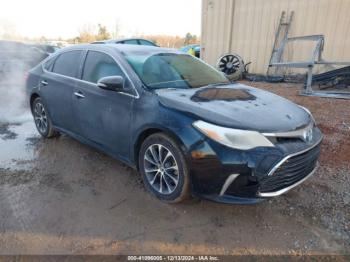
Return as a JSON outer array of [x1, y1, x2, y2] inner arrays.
[[143, 144, 179, 195], [33, 102, 48, 134]]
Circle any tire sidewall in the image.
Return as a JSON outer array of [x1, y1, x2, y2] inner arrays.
[[138, 133, 189, 203]]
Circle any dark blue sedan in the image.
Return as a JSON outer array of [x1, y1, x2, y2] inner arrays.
[[26, 44, 322, 204]]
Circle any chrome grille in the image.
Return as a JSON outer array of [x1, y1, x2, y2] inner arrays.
[[259, 144, 321, 193]]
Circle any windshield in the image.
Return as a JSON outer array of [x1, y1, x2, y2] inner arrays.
[[124, 52, 229, 89]]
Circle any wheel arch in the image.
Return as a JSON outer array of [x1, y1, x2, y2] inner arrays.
[[133, 126, 187, 170], [29, 93, 55, 126], [29, 93, 40, 113]]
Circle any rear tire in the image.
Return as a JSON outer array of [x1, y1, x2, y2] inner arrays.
[[32, 97, 59, 138], [138, 133, 190, 203]]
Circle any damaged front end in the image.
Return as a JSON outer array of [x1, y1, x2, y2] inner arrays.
[[187, 122, 323, 204], [155, 84, 323, 204]]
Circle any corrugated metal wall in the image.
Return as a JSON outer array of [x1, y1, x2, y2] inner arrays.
[[201, 0, 350, 74]]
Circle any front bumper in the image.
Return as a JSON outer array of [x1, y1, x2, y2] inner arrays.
[[257, 165, 318, 197], [188, 127, 323, 204]]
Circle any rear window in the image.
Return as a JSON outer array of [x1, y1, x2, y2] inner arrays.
[[52, 50, 82, 78]]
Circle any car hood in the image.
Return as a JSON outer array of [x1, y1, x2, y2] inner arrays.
[[155, 83, 311, 133]]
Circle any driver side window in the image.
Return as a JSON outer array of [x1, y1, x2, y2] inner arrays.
[[82, 51, 126, 84]]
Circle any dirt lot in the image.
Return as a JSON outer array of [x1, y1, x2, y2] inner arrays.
[[0, 81, 349, 255]]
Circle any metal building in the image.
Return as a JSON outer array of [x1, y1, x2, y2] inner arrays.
[[201, 0, 350, 75]]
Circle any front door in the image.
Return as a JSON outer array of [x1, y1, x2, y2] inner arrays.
[[73, 50, 135, 161]]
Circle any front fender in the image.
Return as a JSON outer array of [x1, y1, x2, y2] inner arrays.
[[131, 107, 204, 167]]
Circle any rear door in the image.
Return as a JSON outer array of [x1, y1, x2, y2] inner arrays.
[[73, 50, 136, 160], [40, 50, 83, 132]]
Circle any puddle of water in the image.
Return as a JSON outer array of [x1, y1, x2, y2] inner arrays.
[[0, 120, 40, 171]]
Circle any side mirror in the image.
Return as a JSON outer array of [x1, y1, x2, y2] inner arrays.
[[97, 76, 124, 92]]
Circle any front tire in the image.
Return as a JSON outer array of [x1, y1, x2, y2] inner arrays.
[[138, 133, 190, 203], [32, 97, 58, 138]]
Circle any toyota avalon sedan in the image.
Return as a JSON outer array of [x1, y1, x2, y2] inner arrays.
[[26, 44, 323, 204]]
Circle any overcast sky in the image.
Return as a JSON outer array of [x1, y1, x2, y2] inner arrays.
[[0, 0, 202, 39]]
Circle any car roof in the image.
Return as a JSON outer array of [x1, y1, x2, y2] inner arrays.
[[92, 38, 156, 44], [56, 44, 182, 56]]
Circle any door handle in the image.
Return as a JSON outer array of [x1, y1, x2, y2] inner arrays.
[[74, 91, 85, 99], [41, 80, 48, 86]]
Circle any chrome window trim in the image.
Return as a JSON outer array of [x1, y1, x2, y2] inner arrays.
[[41, 48, 140, 99], [258, 164, 318, 197], [267, 136, 322, 177]]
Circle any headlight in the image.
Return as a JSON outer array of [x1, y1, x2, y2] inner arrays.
[[193, 120, 275, 150]]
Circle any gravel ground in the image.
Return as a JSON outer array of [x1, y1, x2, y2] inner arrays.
[[0, 81, 349, 255]]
